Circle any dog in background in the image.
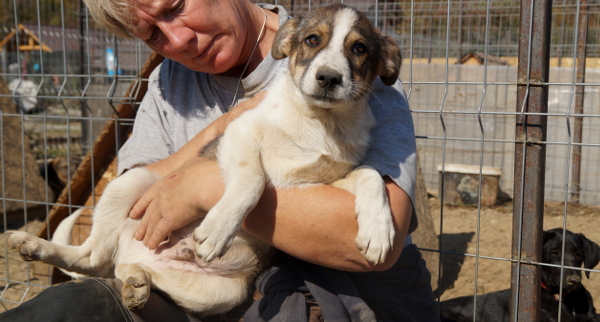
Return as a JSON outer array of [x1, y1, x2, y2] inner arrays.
[[440, 228, 600, 322], [38, 156, 82, 202], [6, 4, 402, 318]]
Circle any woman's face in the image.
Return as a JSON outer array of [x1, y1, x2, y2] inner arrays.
[[130, 0, 253, 74]]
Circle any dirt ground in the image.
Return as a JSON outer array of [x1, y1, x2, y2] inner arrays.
[[1, 199, 600, 314], [0, 219, 48, 312], [431, 196, 600, 310]]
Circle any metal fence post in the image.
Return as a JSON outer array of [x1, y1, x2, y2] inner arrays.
[[511, 0, 551, 321], [570, 0, 589, 203]]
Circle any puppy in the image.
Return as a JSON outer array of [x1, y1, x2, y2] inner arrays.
[[440, 228, 600, 322], [6, 4, 402, 317], [193, 3, 402, 265]]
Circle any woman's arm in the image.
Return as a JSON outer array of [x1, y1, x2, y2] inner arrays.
[[245, 175, 412, 272], [130, 157, 412, 272]]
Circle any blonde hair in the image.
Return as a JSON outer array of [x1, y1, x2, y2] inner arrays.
[[83, 0, 136, 39]]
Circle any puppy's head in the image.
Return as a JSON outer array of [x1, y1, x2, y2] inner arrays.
[[542, 228, 600, 293], [272, 4, 402, 107]]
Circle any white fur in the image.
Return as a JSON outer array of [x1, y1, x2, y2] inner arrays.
[[7, 167, 263, 316]]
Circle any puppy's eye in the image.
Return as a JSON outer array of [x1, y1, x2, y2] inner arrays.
[[575, 252, 583, 259], [305, 35, 319, 46], [353, 43, 367, 54], [551, 251, 560, 257]]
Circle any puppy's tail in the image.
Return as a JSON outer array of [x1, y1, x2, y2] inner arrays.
[[51, 208, 90, 279], [51, 207, 85, 246]]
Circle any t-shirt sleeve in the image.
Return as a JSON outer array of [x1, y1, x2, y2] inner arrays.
[[362, 78, 419, 234], [117, 63, 175, 175]]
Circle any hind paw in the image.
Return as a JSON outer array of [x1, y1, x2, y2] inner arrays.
[[6, 231, 42, 262], [121, 275, 151, 310]]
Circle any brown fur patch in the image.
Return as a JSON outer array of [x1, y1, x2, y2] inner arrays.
[[198, 136, 221, 161], [288, 155, 355, 184]]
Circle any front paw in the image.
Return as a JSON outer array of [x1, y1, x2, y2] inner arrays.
[[6, 231, 42, 262], [355, 207, 395, 266], [193, 216, 238, 262]]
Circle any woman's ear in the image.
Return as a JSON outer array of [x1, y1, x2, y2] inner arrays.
[[272, 17, 300, 60], [377, 36, 402, 86]]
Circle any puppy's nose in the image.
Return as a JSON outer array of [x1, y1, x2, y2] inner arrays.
[[316, 70, 342, 89], [566, 276, 581, 286]]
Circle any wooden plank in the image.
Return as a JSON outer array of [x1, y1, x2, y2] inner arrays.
[[412, 153, 440, 292]]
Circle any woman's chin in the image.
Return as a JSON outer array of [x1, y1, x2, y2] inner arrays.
[[187, 53, 239, 75]]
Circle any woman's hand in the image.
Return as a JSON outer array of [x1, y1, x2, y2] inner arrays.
[[129, 158, 225, 250], [129, 92, 266, 250]]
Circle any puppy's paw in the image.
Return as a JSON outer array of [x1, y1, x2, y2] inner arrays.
[[6, 231, 42, 262], [121, 274, 151, 310], [355, 206, 395, 266], [192, 216, 238, 262]]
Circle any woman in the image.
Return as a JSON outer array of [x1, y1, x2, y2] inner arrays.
[[0, 1, 439, 321]]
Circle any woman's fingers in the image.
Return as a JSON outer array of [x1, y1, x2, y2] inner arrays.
[[129, 183, 157, 219], [143, 217, 175, 250]]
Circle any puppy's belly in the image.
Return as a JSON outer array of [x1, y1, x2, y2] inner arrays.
[[115, 218, 259, 278]]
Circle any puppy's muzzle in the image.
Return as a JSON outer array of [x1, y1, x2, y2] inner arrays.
[[566, 275, 581, 287], [316, 68, 342, 90]]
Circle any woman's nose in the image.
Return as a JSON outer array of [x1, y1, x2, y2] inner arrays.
[[159, 20, 194, 52]]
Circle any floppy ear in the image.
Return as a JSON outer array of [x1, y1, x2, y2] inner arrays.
[[576, 233, 600, 278], [272, 17, 300, 60], [377, 36, 402, 86]]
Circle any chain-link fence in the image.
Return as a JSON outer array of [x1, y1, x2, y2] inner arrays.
[[1, 0, 600, 320]]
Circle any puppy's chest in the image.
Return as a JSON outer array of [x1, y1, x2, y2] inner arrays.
[[259, 134, 365, 186]]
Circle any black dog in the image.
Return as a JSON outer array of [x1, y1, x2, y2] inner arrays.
[[440, 228, 600, 322]]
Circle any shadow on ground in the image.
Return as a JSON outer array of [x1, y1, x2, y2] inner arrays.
[[434, 232, 475, 298]]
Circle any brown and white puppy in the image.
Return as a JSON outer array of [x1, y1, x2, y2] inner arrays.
[[194, 3, 402, 264], [6, 4, 402, 317]]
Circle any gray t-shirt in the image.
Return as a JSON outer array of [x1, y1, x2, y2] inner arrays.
[[117, 4, 418, 235]]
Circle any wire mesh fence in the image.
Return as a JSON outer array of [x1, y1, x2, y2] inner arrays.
[[0, 0, 599, 320]]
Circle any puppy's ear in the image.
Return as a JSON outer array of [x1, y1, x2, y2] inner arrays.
[[576, 233, 600, 278], [272, 17, 300, 60], [377, 36, 402, 86]]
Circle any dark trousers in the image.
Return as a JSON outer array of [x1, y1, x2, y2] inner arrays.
[[0, 278, 191, 322], [0, 278, 323, 322]]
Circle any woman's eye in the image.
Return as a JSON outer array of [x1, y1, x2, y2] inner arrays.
[[147, 28, 161, 44], [353, 43, 366, 54], [305, 35, 319, 46], [172, 0, 185, 13]]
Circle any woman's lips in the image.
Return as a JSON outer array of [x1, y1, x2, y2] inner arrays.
[[193, 38, 215, 61]]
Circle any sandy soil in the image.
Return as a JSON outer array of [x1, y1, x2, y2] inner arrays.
[[432, 196, 600, 309], [1, 199, 600, 314], [0, 219, 48, 312]]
